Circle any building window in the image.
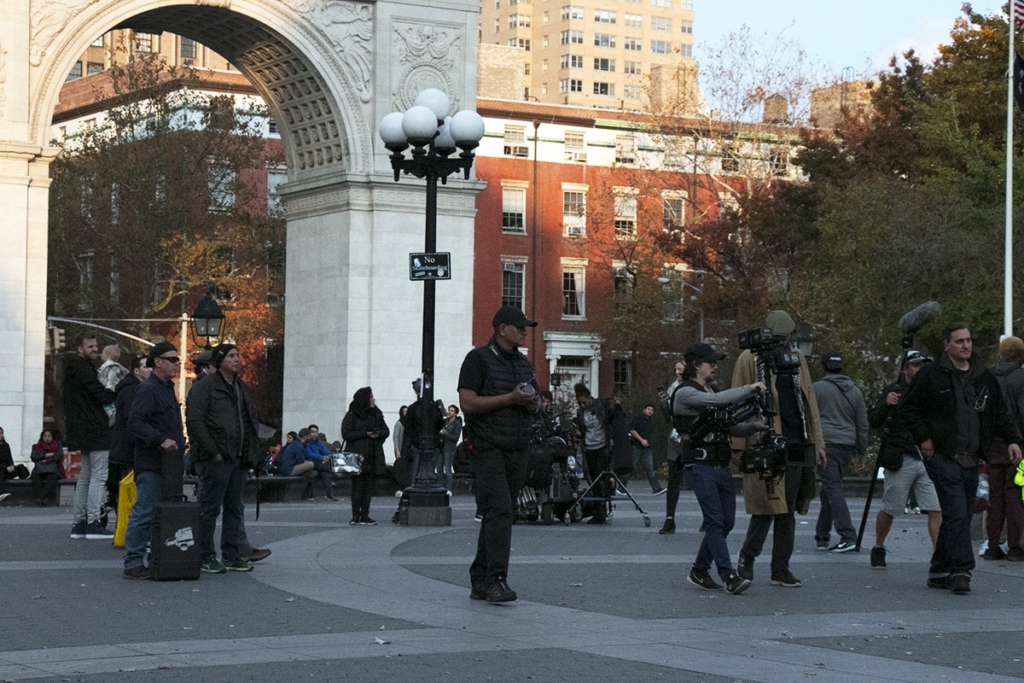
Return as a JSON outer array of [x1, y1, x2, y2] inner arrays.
[[720, 143, 741, 173], [561, 54, 584, 69], [180, 37, 196, 60], [681, 20, 693, 34], [508, 37, 532, 50], [594, 33, 616, 48], [109, 251, 120, 306], [679, 44, 693, 58], [593, 81, 614, 96], [565, 131, 585, 151], [563, 187, 587, 236], [664, 138, 688, 169], [87, 62, 104, 75], [502, 261, 526, 309], [624, 13, 642, 27], [509, 13, 531, 28], [680, 0, 693, 9], [651, 40, 672, 54], [624, 84, 641, 99], [624, 37, 641, 51], [503, 125, 529, 156], [560, 78, 583, 93], [561, 30, 584, 45], [652, 0, 672, 6], [134, 33, 153, 53], [267, 167, 287, 217], [502, 185, 527, 233], [651, 16, 671, 31], [615, 134, 636, 164], [613, 188, 637, 238], [613, 359, 633, 395], [561, 5, 584, 20], [208, 164, 236, 213], [624, 60, 641, 75], [524, 62, 531, 75], [542, 59, 548, 73], [268, 117, 278, 134], [91, 36, 104, 47], [76, 250, 95, 289], [66, 62, 83, 81], [594, 9, 616, 23], [80, 180, 93, 220], [663, 191, 686, 231], [594, 58, 615, 72], [561, 259, 587, 319]]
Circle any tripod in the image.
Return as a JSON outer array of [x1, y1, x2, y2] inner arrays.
[[570, 468, 652, 527]]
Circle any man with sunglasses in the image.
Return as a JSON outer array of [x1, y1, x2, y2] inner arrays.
[[901, 322, 1022, 595], [123, 342, 185, 579], [459, 306, 540, 603]]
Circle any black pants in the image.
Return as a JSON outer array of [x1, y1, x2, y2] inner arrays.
[[31, 470, 60, 504], [197, 459, 245, 563], [351, 471, 375, 519], [469, 444, 529, 586], [584, 447, 611, 520], [740, 464, 802, 576]]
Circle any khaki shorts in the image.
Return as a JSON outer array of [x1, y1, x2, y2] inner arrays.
[[881, 454, 940, 515]]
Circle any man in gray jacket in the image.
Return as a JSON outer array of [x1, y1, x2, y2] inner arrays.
[[813, 351, 869, 553]]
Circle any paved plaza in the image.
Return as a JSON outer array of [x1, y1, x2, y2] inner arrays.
[[2, 489, 1023, 682]]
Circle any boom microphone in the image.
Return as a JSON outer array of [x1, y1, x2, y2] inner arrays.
[[897, 301, 941, 336]]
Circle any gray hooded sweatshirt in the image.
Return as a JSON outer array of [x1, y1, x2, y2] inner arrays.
[[813, 374, 869, 454]]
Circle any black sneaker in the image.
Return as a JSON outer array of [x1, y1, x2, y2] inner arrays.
[[349, 517, 359, 526], [85, 522, 114, 540], [359, 516, 377, 526], [658, 518, 676, 535], [725, 572, 752, 595], [815, 541, 829, 551], [950, 574, 971, 594], [223, 557, 254, 572], [391, 510, 401, 524], [829, 540, 857, 554], [770, 571, 802, 587], [70, 520, 87, 539], [927, 574, 952, 590], [470, 582, 487, 600], [686, 568, 723, 591], [736, 554, 754, 581], [870, 546, 887, 569]]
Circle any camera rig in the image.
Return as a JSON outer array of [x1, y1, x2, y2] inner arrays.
[[735, 326, 796, 479]]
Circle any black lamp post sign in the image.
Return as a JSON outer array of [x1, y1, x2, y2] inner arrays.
[[409, 253, 451, 280]]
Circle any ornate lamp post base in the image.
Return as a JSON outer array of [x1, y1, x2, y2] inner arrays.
[[396, 490, 452, 526]]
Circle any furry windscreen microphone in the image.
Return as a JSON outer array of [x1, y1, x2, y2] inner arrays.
[[897, 301, 942, 335]]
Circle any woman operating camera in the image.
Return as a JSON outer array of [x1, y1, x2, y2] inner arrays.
[[673, 343, 766, 595]]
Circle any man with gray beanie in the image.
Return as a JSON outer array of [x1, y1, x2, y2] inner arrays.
[[186, 343, 261, 574], [813, 351, 868, 553]]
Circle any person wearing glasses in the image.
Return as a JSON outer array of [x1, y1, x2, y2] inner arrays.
[[186, 343, 262, 574], [123, 342, 186, 579], [108, 353, 152, 514]]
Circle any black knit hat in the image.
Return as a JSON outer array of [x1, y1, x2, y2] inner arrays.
[[148, 341, 177, 362], [210, 343, 238, 369]]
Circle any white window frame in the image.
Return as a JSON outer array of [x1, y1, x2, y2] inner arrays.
[[501, 256, 528, 310], [561, 257, 588, 320], [613, 187, 638, 239], [562, 183, 588, 237], [501, 181, 528, 233]]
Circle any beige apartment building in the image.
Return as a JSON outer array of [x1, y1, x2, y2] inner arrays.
[[478, 0, 695, 109], [65, 29, 234, 84]]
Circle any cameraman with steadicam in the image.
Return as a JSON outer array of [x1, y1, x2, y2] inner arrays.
[[675, 343, 766, 595]]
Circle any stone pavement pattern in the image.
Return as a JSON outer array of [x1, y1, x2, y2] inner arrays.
[[1, 492, 1022, 682]]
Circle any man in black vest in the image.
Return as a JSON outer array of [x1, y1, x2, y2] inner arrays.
[[459, 306, 540, 603]]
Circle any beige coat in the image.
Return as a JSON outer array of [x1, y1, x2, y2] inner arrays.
[[731, 348, 825, 515]]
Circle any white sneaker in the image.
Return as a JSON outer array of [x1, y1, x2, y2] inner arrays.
[[446, 490, 452, 497], [0, 493, 10, 503], [394, 490, 404, 498]]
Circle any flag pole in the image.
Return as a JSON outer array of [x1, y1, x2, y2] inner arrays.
[[1006, 3, 1015, 339]]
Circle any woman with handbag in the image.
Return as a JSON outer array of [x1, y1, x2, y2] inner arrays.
[[31, 429, 64, 506], [341, 387, 389, 526]]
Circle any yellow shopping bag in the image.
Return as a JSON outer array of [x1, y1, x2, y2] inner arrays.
[[114, 471, 136, 548]]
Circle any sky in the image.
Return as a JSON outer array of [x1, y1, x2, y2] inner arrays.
[[695, 1, 1006, 77]]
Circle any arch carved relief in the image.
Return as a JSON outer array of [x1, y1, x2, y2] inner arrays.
[[392, 22, 461, 113]]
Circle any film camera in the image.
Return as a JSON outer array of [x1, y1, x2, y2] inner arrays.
[[739, 433, 788, 479], [738, 327, 775, 353]]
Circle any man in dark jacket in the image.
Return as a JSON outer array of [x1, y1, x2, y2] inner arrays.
[[123, 342, 185, 579], [459, 306, 540, 603], [186, 343, 260, 574], [64, 333, 116, 540], [901, 323, 1022, 594], [812, 351, 869, 553], [107, 354, 151, 513], [983, 337, 1024, 561], [573, 383, 621, 524]]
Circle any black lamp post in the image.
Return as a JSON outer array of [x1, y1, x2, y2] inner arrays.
[[379, 89, 484, 525], [795, 319, 815, 359], [191, 290, 225, 349]]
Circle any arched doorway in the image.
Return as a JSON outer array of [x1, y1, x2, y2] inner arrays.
[[0, 0, 482, 455]]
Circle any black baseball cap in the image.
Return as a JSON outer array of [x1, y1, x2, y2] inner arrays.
[[683, 343, 725, 365], [905, 350, 932, 365], [822, 351, 843, 371], [148, 341, 177, 361], [492, 306, 537, 328]]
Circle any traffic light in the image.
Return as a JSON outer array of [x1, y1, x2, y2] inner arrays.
[[51, 327, 66, 352]]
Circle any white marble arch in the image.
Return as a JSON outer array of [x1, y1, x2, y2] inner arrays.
[[0, 0, 482, 457]]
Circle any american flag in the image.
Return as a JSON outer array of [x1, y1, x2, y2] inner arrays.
[[1016, 0, 1024, 27]]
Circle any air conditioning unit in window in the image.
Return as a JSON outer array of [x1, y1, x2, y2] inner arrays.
[[503, 262, 520, 272], [570, 151, 587, 163], [504, 145, 529, 157], [565, 224, 585, 237]]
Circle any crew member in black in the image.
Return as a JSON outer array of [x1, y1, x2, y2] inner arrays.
[[459, 306, 540, 603]]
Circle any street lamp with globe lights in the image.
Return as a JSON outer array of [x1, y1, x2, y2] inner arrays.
[[378, 89, 484, 525]]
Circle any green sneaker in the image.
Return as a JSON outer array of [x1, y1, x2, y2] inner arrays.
[[201, 559, 226, 574], [223, 557, 254, 572]]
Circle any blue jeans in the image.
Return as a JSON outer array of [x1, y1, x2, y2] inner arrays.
[[124, 470, 160, 569], [924, 453, 979, 577], [436, 446, 455, 491], [690, 464, 736, 580], [815, 444, 856, 545], [631, 446, 661, 492], [197, 459, 246, 563]]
